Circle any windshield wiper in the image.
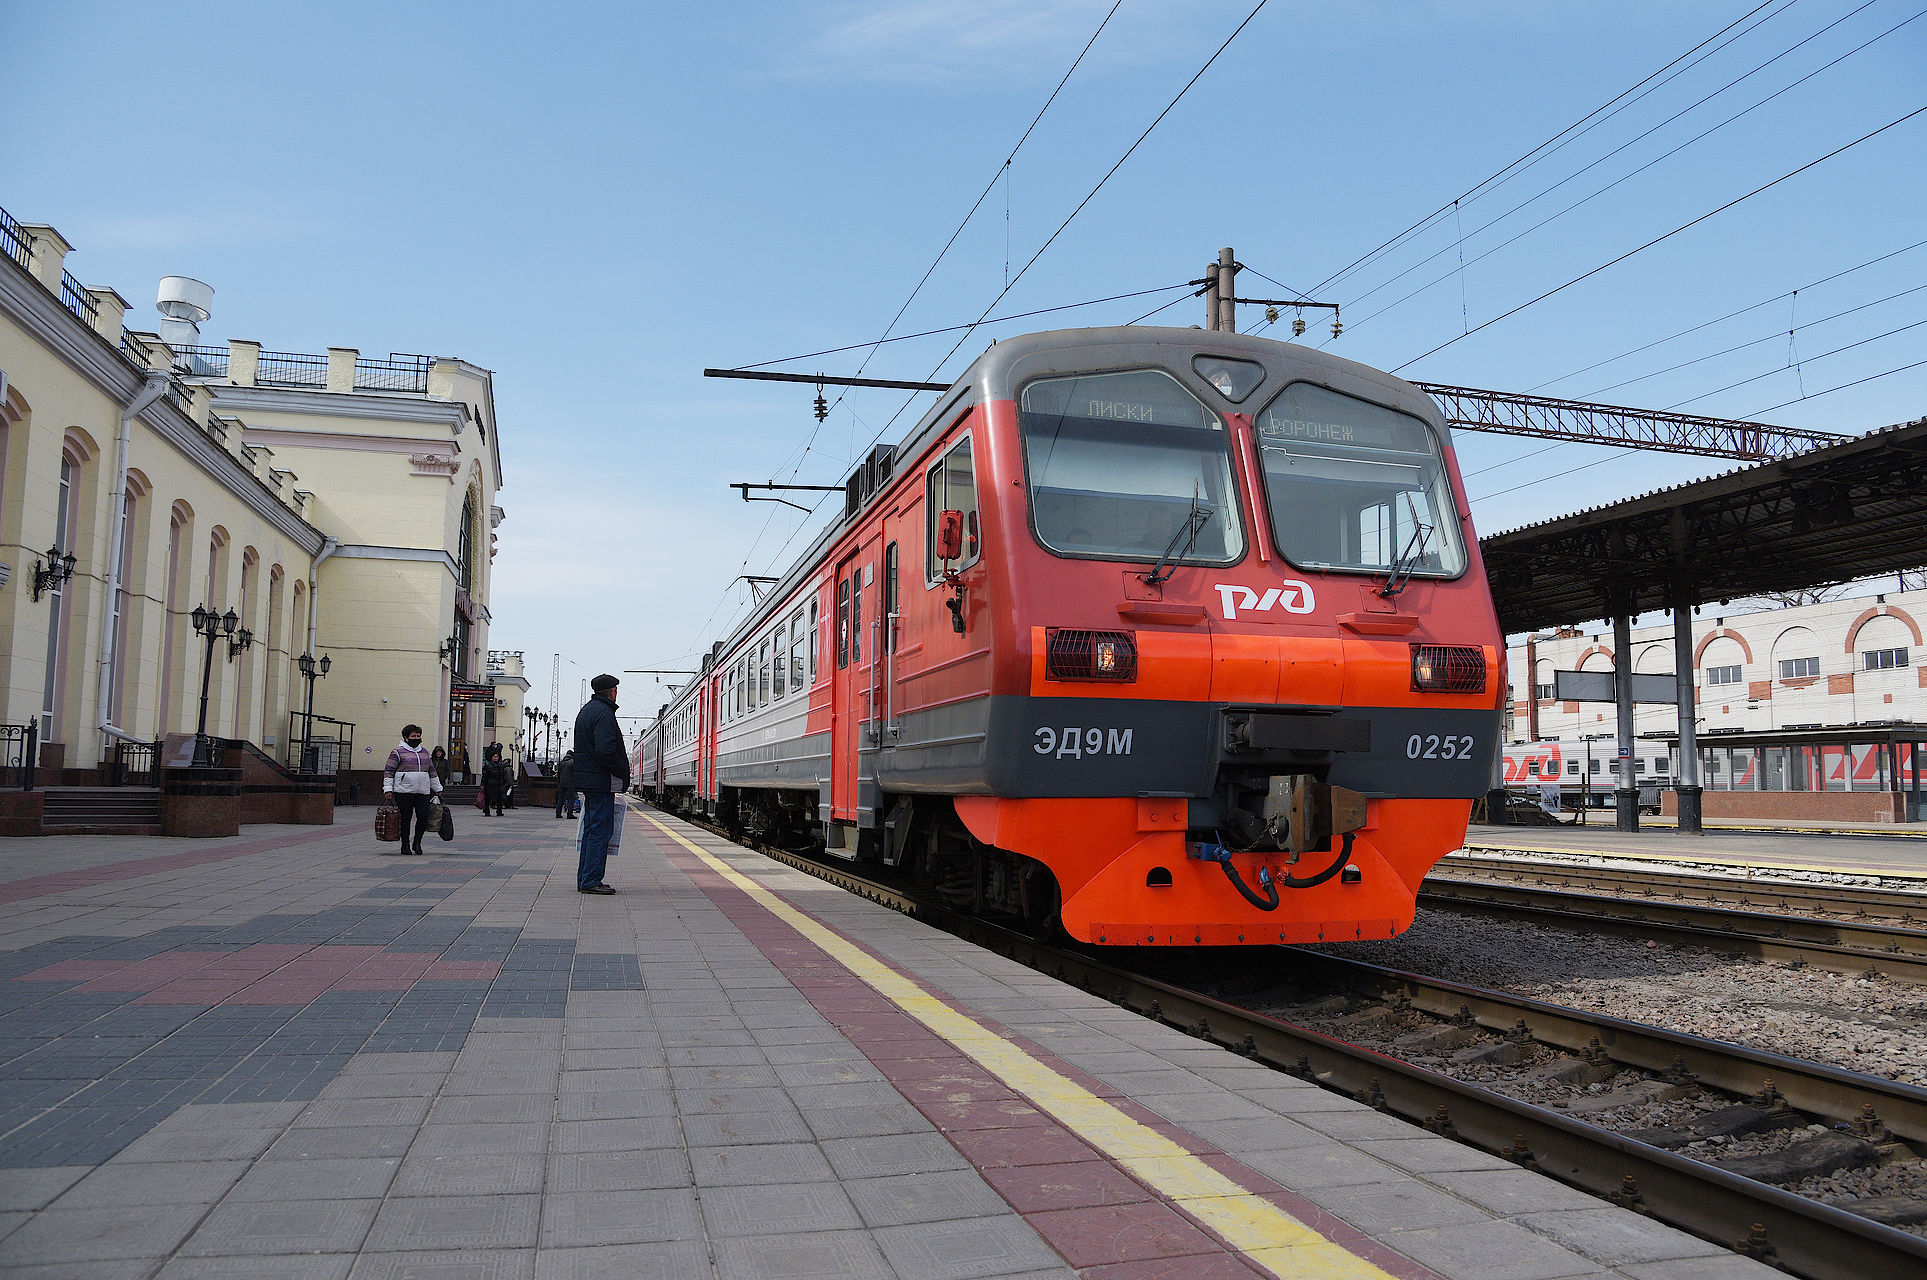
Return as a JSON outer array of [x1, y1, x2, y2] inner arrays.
[[1376, 490, 1435, 599], [1145, 491, 1213, 587]]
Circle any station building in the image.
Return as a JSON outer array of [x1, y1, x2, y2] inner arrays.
[[0, 207, 509, 814], [1505, 588, 1926, 822]]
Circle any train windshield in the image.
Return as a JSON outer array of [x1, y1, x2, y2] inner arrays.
[[1254, 382, 1467, 579], [1019, 369, 1244, 565]]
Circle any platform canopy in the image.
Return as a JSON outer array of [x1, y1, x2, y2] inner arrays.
[[1480, 415, 1927, 635]]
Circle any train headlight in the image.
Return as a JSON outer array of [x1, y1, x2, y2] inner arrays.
[[1410, 644, 1486, 693], [1046, 629, 1137, 682]]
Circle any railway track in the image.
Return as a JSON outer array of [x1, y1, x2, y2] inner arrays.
[[1417, 874, 1927, 985], [1444, 851, 1927, 922], [656, 811, 1927, 1280]]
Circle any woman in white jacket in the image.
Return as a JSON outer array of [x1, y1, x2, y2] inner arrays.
[[383, 723, 443, 854]]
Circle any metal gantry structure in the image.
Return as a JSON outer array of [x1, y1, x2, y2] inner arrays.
[[1409, 383, 1839, 461]]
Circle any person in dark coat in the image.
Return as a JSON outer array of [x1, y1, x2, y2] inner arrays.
[[481, 743, 512, 816], [431, 746, 449, 786], [555, 749, 577, 819], [573, 675, 630, 894]]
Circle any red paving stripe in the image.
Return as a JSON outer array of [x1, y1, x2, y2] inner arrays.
[[649, 827, 1448, 1280], [0, 824, 351, 905]]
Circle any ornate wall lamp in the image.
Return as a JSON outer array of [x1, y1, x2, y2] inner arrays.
[[31, 545, 77, 603]]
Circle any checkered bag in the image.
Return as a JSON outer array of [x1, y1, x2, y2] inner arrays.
[[375, 803, 401, 843]]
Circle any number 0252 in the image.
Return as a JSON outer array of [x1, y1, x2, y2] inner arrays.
[[1407, 734, 1475, 760]]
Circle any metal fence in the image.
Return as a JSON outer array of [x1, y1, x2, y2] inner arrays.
[[106, 739, 160, 787], [354, 353, 431, 394], [174, 344, 229, 378], [255, 349, 329, 388], [59, 270, 97, 325], [120, 329, 150, 367], [289, 710, 355, 781], [0, 723, 38, 790], [0, 207, 29, 271]]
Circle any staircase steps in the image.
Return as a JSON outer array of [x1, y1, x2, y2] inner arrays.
[[41, 787, 162, 835]]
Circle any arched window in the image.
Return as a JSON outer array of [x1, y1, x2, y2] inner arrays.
[[43, 431, 97, 743], [458, 491, 475, 592], [157, 502, 192, 733], [108, 471, 152, 726]]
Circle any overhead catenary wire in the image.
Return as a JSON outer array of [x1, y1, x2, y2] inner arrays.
[[1306, 0, 1789, 299], [1389, 103, 1927, 375], [1323, 2, 1923, 342]]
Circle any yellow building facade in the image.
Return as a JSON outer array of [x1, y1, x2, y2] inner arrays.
[[0, 209, 507, 792]]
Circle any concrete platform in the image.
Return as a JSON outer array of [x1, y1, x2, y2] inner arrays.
[[0, 804, 1779, 1278], [1468, 821, 1927, 879]]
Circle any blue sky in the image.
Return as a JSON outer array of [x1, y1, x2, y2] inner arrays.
[[10, 1, 1924, 713]]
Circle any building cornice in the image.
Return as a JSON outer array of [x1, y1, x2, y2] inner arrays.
[[240, 426, 454, 457], [331, 543, 460, 578], [0, 256, 325, 554], [207, 384, 469, 431]]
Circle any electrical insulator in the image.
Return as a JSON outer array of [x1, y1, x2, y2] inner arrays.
[[1264, 306, 1279, 324], [1291, 316, 1307, 337], [813, 391, 828, 423], [1330, 316, 1344, 339]]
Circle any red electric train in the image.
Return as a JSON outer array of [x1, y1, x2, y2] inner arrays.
[[636, 327, 1504, 946]]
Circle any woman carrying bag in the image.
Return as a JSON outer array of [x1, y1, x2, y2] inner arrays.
[[382, 724, 443, 855]]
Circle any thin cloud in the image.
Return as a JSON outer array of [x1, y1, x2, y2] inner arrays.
[[800, 0, 1120, 83]]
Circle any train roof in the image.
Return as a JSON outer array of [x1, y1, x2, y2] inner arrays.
[[654, 327, 1452, 724]]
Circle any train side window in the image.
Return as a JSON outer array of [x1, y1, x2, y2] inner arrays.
[[837, 578, 850, 669], [736, 658, 746, 717], [926, 436, 980, 584], [883, 543, 898, 652], [788, 608, 805, 690], [809, 599, 819, 682], [759, 639, 771, 706], [773, 622, 787, 699]]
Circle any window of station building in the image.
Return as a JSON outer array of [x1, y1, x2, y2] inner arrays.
[[925, 436, 981, 581], [1018, 371, 1243, 567], [773, 622, 787, 699], [1864, 647, 1909, 671], [1253, 381, 1466, 580], [788, 608, 805, 690], [1706, 664, 1743, 686], [1533, 682, 1553, 700], [1780, 656, 1819, 680]]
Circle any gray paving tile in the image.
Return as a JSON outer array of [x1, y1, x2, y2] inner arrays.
[[539, 1188, 703, 1247], [680, 1108, 814, 1147], [1238, 1144, 1400, 1190], [772, 1059, 887, 1088], [532, 1241, 714, 1280], [409, 1121, 547, 1158], [553, 1089, 677, 1121], [296, 1095, 434, 1128], [804, 1101, 935, 1140], [873, 1215, 1066, 1280], [1516, 1207, 1733, 1267], [670, 1085, 795, 1116], [1181, 1113, 1325, 1155], [0, 1202, 207, 1256], [51, 1158, 246, 1210], [0, 1165, 92, 1210], [1383, 1218, 1608, 1280], [264, 1125, 418, 1160], [112, 1125, 280, 1163], [425, 1093, 554, 1125], [557, 1068, 667, 1093], [158, 1255, 356, 1279], [6, 1260, 151, 1280], [340, 1052, 459, 1076], [1619, 1258, 1785, 1279], [179, 1197, 381, 1257], [226, 1156, 402, 1201], [1301, 1178, 1493, 1233], [158, 1100, 309, 1128], [546, 1148, 692, 1193], [550, 1116, 682, 1153], [822, 1132, 973, 1179], [440, 1070, 558, 1096], [319, 1072, 450, 1100], [1425, 1168, 1607, 1217], [362, 1194, 542, 1252], [346, 1248, 536, 1279], [688, 1142, 833, 1187], [788, 1081, 907, 1111], [391, 1151, 545, 1196], [1353, 1137, 1517, 1175], [712, 1229, 894, 1280], [699, 1181, 862, 1236], [845, 1168, 1014, 1227]]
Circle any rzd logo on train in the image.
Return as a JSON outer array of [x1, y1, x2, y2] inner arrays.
[[1214, 581, 1316, 620]]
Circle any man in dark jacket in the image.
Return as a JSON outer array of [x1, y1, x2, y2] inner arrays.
[[554, 750, 577, 819], [573, 675, 630, 894]]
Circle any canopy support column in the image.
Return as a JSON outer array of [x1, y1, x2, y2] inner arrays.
[[1671, 585, 1703, 834], [1614, 610, 1639, 832]]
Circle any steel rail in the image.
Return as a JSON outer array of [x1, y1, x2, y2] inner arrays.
[[1289, 950, 1927, 1146], [1418, 879, 1927, 984], [675, 818, 1927, 1280], [1441, 853, 1927, 922]]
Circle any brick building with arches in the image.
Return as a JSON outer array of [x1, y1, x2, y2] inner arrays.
[[0, 209, 507, 817]]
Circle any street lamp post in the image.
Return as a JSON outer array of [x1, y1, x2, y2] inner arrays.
[[297, 651, 332, 772], [525, 705, 540, 765], [190, 604, 238, 766]]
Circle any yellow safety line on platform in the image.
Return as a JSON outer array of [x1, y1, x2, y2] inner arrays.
[[641, 812, 1396, 1280]]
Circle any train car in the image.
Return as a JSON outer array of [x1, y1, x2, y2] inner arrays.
[[648, 327, 1504, 946]]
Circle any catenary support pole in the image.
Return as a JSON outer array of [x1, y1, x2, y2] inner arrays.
[[1218, 247, 1237, 333], [1614, 609, 1639, 832], [1203, 261, 1220, 331]]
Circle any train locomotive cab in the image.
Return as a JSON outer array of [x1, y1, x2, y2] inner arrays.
[[674, 327, 1502, 948]]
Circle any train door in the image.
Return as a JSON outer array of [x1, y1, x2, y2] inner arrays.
[[831, 548, 864, 822]]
